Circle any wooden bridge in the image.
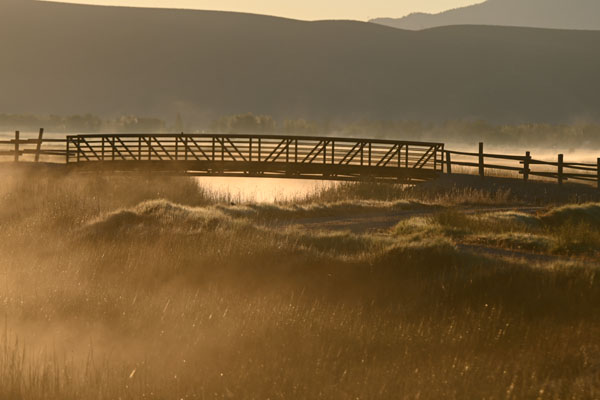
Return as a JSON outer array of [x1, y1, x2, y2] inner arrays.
[[2, 130, 599, 188], [1, 131, 445, 183]]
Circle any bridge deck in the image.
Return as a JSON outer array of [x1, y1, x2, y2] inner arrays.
[[65, 134, 445, 182]]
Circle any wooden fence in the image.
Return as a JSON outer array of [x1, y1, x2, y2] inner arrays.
[[446, 142, 600, 189], [1, 130, 599, 188], [0, 129, 67, 162]]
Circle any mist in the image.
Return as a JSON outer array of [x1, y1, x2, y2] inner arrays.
[[2, 0, 600, 398]]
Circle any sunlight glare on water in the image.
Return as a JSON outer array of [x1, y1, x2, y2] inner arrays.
[[195, 177, 335, 203]]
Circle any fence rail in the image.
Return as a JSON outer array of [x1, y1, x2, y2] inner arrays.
[[1, 131, 599, 188], [0, 129, 69, 162], [445, 142, 600, 189]]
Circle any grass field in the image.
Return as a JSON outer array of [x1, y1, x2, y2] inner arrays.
[[1, 167, 599, 399]]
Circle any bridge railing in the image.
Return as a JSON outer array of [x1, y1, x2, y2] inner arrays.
[[63, 133, 444, 169]]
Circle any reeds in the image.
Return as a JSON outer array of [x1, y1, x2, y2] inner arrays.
[[0, 169, 599, 399]]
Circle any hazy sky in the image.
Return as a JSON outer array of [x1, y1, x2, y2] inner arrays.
[[43, 0, 483, 21]]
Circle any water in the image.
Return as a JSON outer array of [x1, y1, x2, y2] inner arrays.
[[195, 177, 335, 203]]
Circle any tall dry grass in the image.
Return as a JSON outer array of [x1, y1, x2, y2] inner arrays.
[[0, 167, 599, 399], [309, 174, 600, 206]]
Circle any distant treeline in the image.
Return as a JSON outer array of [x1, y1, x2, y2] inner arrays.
[[210, 113, 600, 149], [0, 113, 167, 133], [4, 112, 600, 150]]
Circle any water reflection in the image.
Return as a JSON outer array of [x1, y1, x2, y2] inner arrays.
[[195, 177, 335, 203]]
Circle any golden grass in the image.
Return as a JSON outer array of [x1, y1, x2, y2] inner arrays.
[[310, 174, 600, 207], [306, 181, 514, 206], [425, 205, 600, 257], [1, 168, 600, 399]]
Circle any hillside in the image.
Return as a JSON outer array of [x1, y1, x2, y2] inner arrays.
[[1, 0, 600, 124], [371, 0, 600, 31]]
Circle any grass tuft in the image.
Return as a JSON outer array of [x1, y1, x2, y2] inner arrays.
[[541, 202, 600, 227]]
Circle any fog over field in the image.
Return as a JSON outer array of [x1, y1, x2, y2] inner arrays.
[[2, 168, 600, 399], [2, 1, 600, 399]]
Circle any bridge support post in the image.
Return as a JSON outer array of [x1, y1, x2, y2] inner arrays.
[[185, 136, 189, 161], [111, 136, 115, 161], [249, 138, 252, 162], [331, 141, 335, 165]]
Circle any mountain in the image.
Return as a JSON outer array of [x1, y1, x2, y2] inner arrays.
[[371, 0, 600, 31], [1, 0, 600, 125]]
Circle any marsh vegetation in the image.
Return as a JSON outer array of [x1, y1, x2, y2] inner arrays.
[[1, 167, 599, 399]]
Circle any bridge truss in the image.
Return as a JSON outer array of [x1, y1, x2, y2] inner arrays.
[[65, 134, 444, 182]]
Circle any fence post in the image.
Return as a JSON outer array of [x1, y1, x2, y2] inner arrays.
[[523, 151, 530, 181], [66, 137, 70, 164], [478, 142, 484, 178], [597, 157, 600, 190], [446, 151, 452, 174], [558, 154, 564, 186], [35, 128, 44, 162], [14, 131, 20, 162]]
